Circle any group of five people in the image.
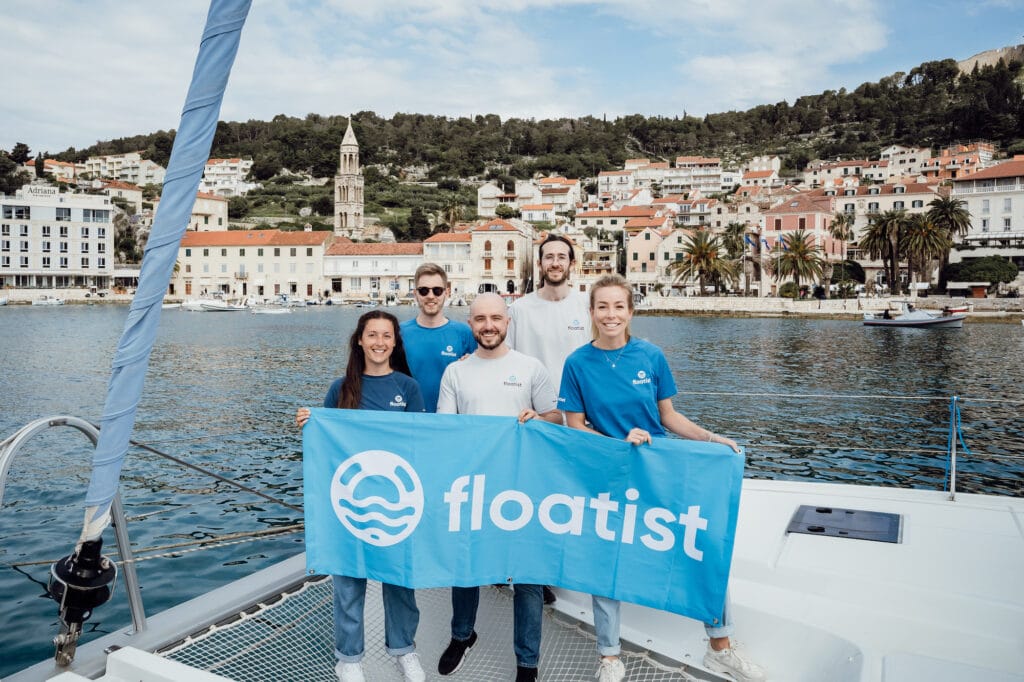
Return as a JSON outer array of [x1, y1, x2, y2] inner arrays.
[[296, 237, 766, 682]]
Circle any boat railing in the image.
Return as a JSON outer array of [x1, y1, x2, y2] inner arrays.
[[0, 416, 147, 641]]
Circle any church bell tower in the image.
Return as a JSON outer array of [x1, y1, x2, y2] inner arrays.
[[334, 118, 364, 238]]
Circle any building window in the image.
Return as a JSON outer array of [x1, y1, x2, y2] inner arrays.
[[893, 201, 904, 209], [632, 252, 638, 261], [185, 248, 192, 257], [203, 248, 209, 256], [221, 264, 227, 273], [274, 248, 280, 257], [42, 241, 51, 252], [257, 263, 263, 273], [81, 242, 89, 253], [844, 203, 854, 213], [221, 248, 227, 257], [648, 252, 655, 260], [185, 263, 191, 273], [42, 256, 51, 268], [290, 248, 297, 257], [798, 217, 806, 229], [3, 205, 31, 219], [1004, 198, 1012, 212], [981, 218, 989, 232], [59, 256, 68, 268], [20, 241, 28, 252], [1004, 218, 1012, 231], [868, 202, 879, 212], [59, 241, 68, 253], [203, 264, 210, 273], [0, 224, 7, 236], [257, 248, 263, 256], [81, 226, 90, 239], [97, 243, 105, 253], [98, 257, 106, 268], [644, 233, 651, 240], [350, 277, 362, 289], [239, 248, 245, 257], [60, 225, 68, 237], [81, 257, 89, 268], [982, 200, 990, 214], [289, 263, 297, 273], [55, 207, 70, 221], [19, 224, 28, 237], [0, 240, 8, 252], [912, 200, 923, 208], [0, 256, 7, 267], [97, 227, 106, 238]]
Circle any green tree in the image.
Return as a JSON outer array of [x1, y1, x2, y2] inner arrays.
[[900, 214, 951, 289], [228, 196, 251, 219], [829, 211, 856, 287], [773, 229, 825, 291], [721, 222, 753, 295], [870, 209, 909, 293], [311, 194, 334, 216], [927, 195, 971, 290], [945, 255, 1018, 287], [9, 142, 31, 164], [0, 152, 30, 195], [34, 153, 45, 178], [407, 206, 431, 241], [494, 204, 516, 219], [667, 229, 737, 295]]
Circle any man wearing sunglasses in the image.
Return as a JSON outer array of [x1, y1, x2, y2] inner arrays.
[[400, 262, 476, 412]]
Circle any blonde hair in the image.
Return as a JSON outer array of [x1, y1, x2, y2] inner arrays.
[[588, 274, 634, 341]]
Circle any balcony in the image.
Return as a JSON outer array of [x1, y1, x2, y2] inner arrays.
[[235, 272, 248, 280]]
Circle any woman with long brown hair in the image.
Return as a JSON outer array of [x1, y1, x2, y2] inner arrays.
[[296, 310, 426, 682]]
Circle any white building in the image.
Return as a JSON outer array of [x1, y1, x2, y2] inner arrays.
[[469, 218, 534, 295], [423, 232, 473, 296], [0, 185, 115, 290], [879, 145, 931, 179], [477, 177, 580, 217], [152, 192, 229, 231], [520, 204, 556, 224], [950, 157, 1024, 285], [199, 158, 259, 197], [173, 229, 335, 300], [99, 180, 144, 214], [80, 152, 166, 186], [323, 242, 423, 300], [596, 171, 635, 202]]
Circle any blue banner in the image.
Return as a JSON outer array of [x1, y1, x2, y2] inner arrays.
[[303, 409, 744, 624]]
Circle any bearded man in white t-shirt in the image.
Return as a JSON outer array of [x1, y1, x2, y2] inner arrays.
[[436, 293, 561, 682]]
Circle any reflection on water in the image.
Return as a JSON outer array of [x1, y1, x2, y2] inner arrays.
[[0, 306, 1021, 673]]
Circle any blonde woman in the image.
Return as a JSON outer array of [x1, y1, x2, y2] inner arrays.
[[559, 275, 766, 682]]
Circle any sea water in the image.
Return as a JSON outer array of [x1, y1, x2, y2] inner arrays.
[[0, 305, 1021, 675]]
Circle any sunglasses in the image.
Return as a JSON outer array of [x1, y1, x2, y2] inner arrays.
[[417, 286, 445, 297]]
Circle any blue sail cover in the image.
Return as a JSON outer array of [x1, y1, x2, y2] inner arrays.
[[80, 0, 252, 542]]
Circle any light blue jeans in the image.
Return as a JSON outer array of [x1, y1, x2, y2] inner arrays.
[[451, 584, 544, 667], [333, 575, 419, 662], [593, 589, 734, 656]]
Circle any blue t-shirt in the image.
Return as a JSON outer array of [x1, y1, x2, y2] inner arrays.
[[559, 338, 677, 439], [323, 372, 425, 412], [400, 318, 476, 412]]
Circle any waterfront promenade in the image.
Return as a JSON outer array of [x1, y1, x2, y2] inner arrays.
[[3, 287, 1023, 321]]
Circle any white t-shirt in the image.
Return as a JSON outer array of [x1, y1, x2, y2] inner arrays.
[[506, 290, 591, 390], [437, 349, 558, 417]]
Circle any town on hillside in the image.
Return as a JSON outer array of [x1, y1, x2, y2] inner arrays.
[[1, 120, 1021, 305]]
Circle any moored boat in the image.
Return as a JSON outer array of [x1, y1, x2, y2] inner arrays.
[[30, 296, 64, 306], [863, 301, 966, 328], [199, 300, 248, 312]]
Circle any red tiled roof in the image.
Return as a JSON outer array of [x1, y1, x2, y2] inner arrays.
[[100, 180, 142, 191], [195, 191, 228, 202], [625, 217, 667, 228], [179, 230, 334, 247], [207, 158, 243, 165], [326, 242, 422, 256], [425, 233, 472, 242], [958, 159, 1024, 181], [521, 204, 554, 211], [598, 171, 631, 176], [473, 219, 520, 232], [676, 156, 720, 165], [577, 206, 658, 218], [743, 170, 775, 179]]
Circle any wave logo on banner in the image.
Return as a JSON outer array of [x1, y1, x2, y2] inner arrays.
[[330, 450, 423, 546]]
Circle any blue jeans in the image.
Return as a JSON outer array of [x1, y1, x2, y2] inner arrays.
[[333, 575, 419, 662], [592, 589, 734, 656], [451, 584, 544, 667]]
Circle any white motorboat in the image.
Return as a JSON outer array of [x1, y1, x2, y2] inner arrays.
[[199, 300, 248, 312], [863, 301, 966, 328], [30, 296, 65, 306], [251, 306, 291, 315], [0, 296, 8, 306], [160, 303, 181, 310]]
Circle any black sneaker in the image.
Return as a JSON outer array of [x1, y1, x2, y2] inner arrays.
[[515, 665, 538, 681], [437, 631, 477, 675], [542, 586, 557, 604]]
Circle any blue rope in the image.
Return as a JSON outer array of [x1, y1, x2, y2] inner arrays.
[[945, 396, 974, 492]]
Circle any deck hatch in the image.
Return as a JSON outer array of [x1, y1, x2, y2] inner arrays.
[[786, 505, 902, 543]]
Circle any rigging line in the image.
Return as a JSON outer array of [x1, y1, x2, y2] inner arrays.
[[7, 525, 305, 568], [132, 429, 267, 445], [127, 436, 303, 514], [679, 391, 1024, 405], [748, 444, 1024, 460]]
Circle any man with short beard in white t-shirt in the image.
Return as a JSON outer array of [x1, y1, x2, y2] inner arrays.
[[436, 293, 561, 682]]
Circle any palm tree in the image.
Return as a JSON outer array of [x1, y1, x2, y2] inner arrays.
[[829, 211, 856, 286], [927, 195, 971, 290], [721, 222, 750, 294], [900, 214, 951, 289], [773, 229, 825, 292], [858, 218, 893, 294], [667, 229, 738, 295], [873, 209, 909, 293]]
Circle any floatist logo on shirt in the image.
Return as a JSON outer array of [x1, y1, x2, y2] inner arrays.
[[503, 374, 523, 388], [441, 344, 457, 358], [568, 318, 586, 331], [389, 394, 405, 408], [632, 370, 652, 386], [331, 450, 424, 547]]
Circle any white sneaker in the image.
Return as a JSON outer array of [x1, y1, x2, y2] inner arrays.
[[335, 661, 366, 682], [396, 652, 426, 682], [595, 656, 625, 682], [703, 645, 767, 681]]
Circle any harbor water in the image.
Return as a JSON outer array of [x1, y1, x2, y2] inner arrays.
[[0, 304, 1022, 675]]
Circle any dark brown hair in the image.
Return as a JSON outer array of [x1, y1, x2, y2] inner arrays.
[[338, 310, 412, 409]]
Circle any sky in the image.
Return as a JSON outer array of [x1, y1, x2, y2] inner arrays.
[[2, 0, 1023, 156]]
